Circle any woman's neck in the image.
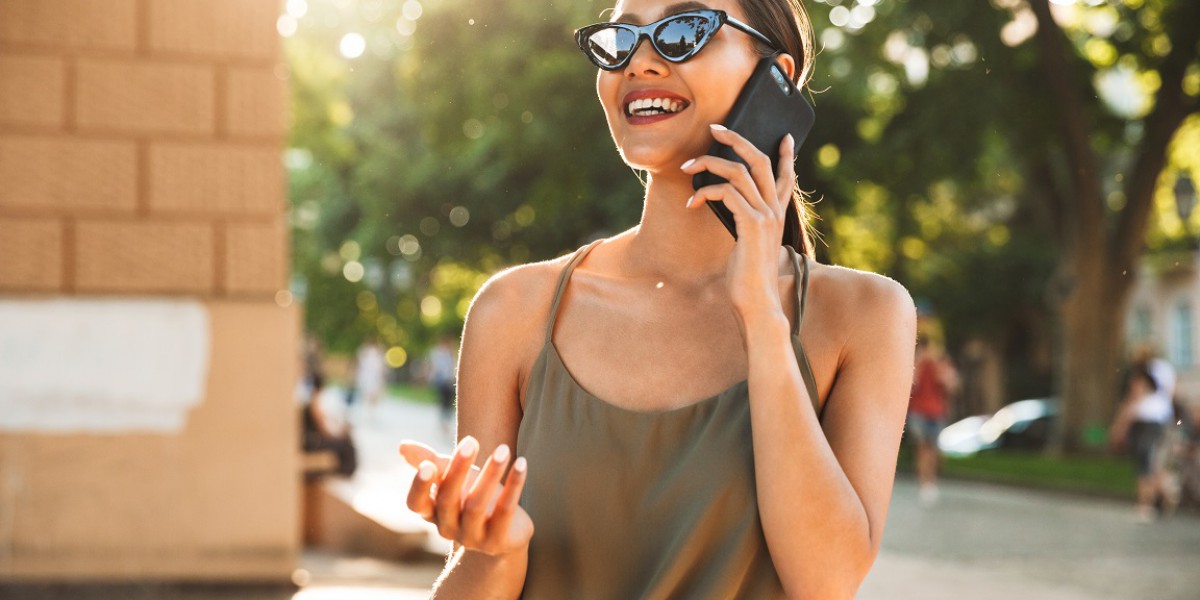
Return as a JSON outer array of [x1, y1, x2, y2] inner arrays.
[[622, 170, 738, 283]]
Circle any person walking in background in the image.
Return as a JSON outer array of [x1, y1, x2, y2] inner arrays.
[[355, 336, 388, 413], [301, 372, 358, 478], [908, 335, 959, 507], [1111, 357, 1176, 522], [426, 334, 458, 437]]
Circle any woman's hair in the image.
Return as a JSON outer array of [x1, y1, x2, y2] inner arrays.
[[1129, 361, 1158, 394], [735, 0, 817, 257]]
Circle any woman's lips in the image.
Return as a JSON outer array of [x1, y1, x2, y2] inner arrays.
[[626, 105, 688, 125]]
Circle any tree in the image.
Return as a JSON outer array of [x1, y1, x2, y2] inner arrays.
[[1026, 0, 1199, 449]]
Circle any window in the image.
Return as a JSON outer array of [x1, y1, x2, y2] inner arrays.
[[1170, 300, 1194, 367], [1130, 305, 1152, 343]]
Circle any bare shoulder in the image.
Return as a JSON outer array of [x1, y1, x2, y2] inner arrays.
[[461, 247, 585, 401], [808, 261, 916, 345], [468, 248, 576, 324]]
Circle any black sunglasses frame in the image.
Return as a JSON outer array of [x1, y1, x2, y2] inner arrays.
[[574, 9, 777, 71]]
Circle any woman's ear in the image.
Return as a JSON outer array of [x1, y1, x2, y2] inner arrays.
[[776, 53, 797, 82]]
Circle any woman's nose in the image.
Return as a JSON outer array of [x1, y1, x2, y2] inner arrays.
[[624, 37, 669, 78]]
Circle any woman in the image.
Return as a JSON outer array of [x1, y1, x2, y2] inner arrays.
[[400, 0, 916, 597], [1111, 360, 1175, 522]]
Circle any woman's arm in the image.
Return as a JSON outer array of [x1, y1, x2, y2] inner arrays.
[[683, 126, 916, 598], [1110, 379, 1141, 450], [409, 267, 545, 599], [742, 277, 915, 599]]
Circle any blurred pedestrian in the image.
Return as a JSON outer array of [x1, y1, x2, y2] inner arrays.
[[1111, 358, 1176, 522], [355, 336, 388, 412], [302, 333, 324, 396], [301, 372, 357, 478], [426, 334, 458, 437], [907, 335, 960, 507]]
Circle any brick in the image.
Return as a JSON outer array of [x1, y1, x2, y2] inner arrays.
[[0, 217, 62, 291], [76, 60, 214, 135], [225, 221, 287, 295], [0, 135, 136, 213], [148, 0, 281, 61], [226, 67, 288, 138], [149, 143, 283, 216], [76, 221, 213, 293], [0, 56, 65, 127], [0, 0, 136, 50]]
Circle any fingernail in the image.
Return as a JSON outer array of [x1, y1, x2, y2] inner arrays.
[[685, 195, 694, 208], [680, 158, 695, 170], [786, 133, 795, 145], [514, 457, 527, 473], [459, 436, 478, 457], [418, 461, 435, 481], [493, 444, 510, 463], [710, 123, 727, 131]]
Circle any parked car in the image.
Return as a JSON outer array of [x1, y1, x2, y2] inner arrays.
[[937, 398, 1059, 457]]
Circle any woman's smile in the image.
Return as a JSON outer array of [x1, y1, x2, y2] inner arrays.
[[622, 88, 692, 125]]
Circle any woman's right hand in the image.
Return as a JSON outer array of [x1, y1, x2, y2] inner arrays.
[[399, 437, 534, 557]]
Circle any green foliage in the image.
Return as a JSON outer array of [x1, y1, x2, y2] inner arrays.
[[287, 0, 1197, 405], [287, 0, 645, 360]]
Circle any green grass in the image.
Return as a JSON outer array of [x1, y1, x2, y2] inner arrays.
[[899, 445, 1137, 498], [387, 382, 439, 405]]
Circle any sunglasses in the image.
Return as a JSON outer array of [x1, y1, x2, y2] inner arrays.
[[574, 9, 777, 71]]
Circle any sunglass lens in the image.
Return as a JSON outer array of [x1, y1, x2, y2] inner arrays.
[[654, 15, 712, 59], [585, 26, 637, 68]]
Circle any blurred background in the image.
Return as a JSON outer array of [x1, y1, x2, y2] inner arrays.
[[1, 0, 1199, 598]]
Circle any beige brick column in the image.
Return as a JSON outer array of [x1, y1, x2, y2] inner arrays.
[[0, 0, 298, 581]]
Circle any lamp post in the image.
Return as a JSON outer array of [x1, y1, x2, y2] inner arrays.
[[1176, 172, 1196, 249]]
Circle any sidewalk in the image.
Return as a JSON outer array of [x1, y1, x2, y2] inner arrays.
[[17, 392, 1191, 598], [339, 393, 1200, 599]]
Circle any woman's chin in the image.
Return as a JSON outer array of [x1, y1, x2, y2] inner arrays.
[[620, 148, 690, 175]]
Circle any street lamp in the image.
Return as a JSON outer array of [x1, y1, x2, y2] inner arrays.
[[1176, 172, 1196, 247]]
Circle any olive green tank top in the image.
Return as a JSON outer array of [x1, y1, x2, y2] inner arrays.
[[516, 240, 822, 599]]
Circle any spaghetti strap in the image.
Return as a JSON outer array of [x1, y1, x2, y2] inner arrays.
[[786, 246, 821, 416], [786, 246, 810, 337], [544, 240, 603, 344]]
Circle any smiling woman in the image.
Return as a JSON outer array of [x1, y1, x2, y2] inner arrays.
[[398, 1, 916, 598]]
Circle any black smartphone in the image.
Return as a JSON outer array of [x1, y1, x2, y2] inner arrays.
[[692, 56, 816, 239]]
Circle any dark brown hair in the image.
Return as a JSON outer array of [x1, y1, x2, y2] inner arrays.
[[735, 0, 817, 257]]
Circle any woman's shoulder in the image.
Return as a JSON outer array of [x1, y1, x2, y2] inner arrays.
[[808, 260, 916, 333], [464, 244, 591, 339]]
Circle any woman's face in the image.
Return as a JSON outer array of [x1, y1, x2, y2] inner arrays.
[[598, 0, 761, 172]]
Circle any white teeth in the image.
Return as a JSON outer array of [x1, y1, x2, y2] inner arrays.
[[626, 97, 687, 116]]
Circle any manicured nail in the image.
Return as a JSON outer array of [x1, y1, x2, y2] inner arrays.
[[458, 436, 478, 457], [710, 123, 727, 131], [680, 158, 695, 170], [513, 457, 527, 473], [493, 444, 510, 463], [418, 461, 435, 481], [685, 195, 694, 208]]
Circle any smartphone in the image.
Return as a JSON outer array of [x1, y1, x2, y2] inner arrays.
[[692, 56, 816, 240]]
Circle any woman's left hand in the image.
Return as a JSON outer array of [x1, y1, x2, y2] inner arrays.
[[681, 124, 796, 324]]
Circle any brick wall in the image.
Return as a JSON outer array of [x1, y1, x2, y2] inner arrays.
[[0, 0, 299, 582], [0, 0, 289, 298]]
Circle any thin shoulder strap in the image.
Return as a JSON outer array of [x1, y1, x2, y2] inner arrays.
[[544, 240, 603, 344], [786, 245, 822, 417], [787, 245, 811, 337]]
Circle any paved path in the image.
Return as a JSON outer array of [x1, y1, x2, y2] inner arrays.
[[14, 394, 1195, 599], [351, 395, 1200, 599], [861, 478, 1200, 599]]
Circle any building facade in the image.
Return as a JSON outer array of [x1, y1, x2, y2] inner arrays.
[[1127, 251, 1199, 407], [0, 0, 298, 581]]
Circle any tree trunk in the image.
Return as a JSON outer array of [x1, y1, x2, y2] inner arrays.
[[1057, 253, 1130, 451]]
